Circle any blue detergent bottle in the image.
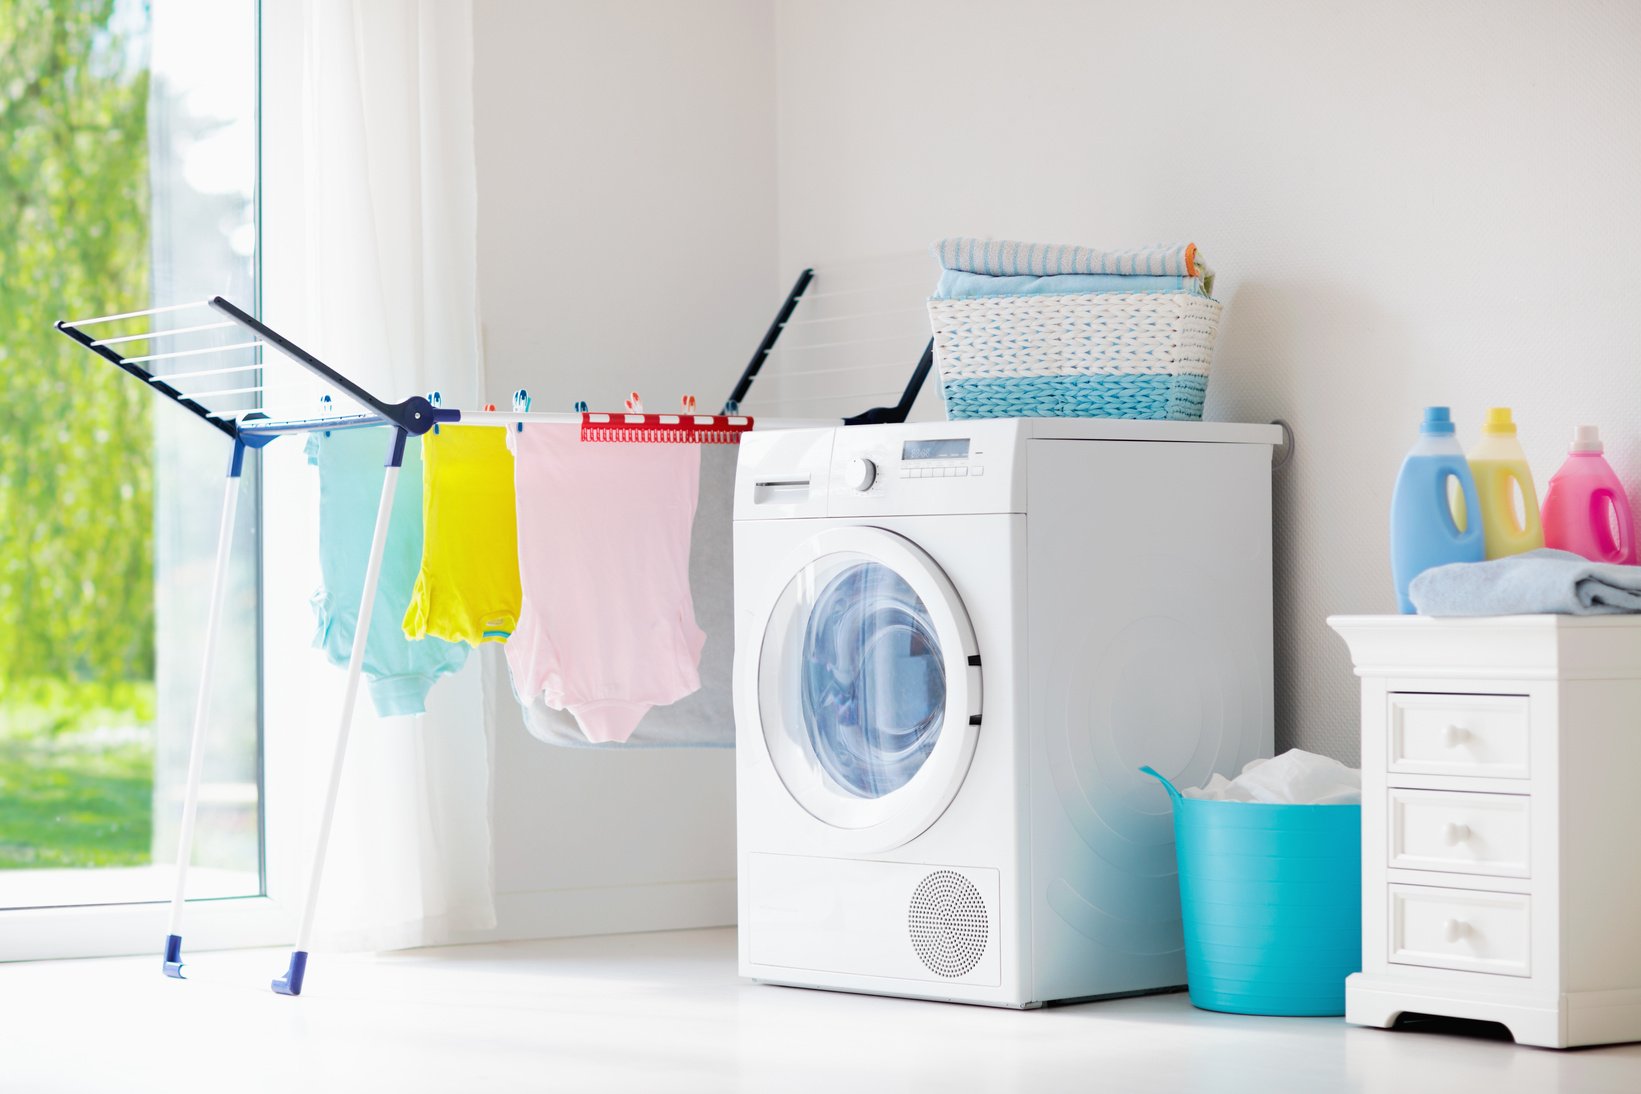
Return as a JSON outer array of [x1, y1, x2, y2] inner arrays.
[[1390, 407, 1485, 613]]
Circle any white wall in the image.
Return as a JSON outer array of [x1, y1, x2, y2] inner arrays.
[[463, 0, 1641, 932], [773, 0, 1641, 760], [468, 0, 777, 938]]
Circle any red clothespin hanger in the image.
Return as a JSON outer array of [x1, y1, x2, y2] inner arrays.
[[578, 390, 753, 444]]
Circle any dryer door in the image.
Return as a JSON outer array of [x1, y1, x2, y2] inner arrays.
[[750, 525, 982, 852]]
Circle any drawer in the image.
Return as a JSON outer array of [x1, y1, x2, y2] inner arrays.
[[1388, 884, 1531, 977], [1388, 789, 1531, 878], [1387, 693, 1530, 780]]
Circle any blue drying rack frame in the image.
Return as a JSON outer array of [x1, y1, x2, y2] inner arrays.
[[56, 296, 457, 997]]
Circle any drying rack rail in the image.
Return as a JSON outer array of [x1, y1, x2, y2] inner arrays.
[[55, 271, 929, 998], [57, 296, 447, 444]]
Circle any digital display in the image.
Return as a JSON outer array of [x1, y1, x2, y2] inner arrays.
[[902, 438, 970, 460]]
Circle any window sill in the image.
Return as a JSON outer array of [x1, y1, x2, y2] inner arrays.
[[0, 893, 290, 963], [0, 865, 258, 912]]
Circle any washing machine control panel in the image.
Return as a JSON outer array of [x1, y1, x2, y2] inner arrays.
[[827, 422, 1019, 515]]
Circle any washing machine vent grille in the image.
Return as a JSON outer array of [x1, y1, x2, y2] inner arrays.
[[907, 870, 989, 979]]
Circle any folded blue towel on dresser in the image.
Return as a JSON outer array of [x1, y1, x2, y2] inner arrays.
[[933, 269, 1209, 299], [1409, 548, 1641, 616]]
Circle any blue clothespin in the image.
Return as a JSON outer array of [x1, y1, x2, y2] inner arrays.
[[320, 393, 333, 436], [573, 400, 589, 414], [512, 389, 531, 431], [723, 399, 740, 415], [427, 390, 443, 434]]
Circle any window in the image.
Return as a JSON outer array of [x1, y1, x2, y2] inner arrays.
[[0, 0, 261, 921]]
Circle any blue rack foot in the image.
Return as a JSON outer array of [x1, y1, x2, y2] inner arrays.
[[162, 934, 186, 979], [271, 950, 308, 996]]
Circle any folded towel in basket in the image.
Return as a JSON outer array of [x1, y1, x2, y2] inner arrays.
[[933, 268, 1210, 300], [1410, 548, 1641, 616], [935, 237, 1207, 282]]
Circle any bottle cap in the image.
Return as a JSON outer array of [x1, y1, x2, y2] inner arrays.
[[1420, 406, 1454, 435], [1482, 407, 1517, 435], [1571, 424, 1603, 453]]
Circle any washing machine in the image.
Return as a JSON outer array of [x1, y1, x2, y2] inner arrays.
[[733, 417, 1282, 1008]]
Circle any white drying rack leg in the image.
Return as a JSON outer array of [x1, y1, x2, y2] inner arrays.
[[163, 441, 246, 979], [272, 428, 407, 996]]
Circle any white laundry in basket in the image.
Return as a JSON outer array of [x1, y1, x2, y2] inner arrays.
[[1183, 749, 1361, 805]]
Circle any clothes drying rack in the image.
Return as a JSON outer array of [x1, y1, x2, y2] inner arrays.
[[55, 275, 932, 996]]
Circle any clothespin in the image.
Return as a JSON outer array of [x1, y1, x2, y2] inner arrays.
[[681, 394, 697, 415], [427, 390, 443, 433], [573, 400, 589, 414], [624, 391, 644, 414], [483, 403, 497, 412], [723, 399, 741, 415], [512, 389, 531, 431], [320, 393, 333, 436]]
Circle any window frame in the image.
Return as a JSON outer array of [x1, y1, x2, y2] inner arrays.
[[0, 0, 302, 962]]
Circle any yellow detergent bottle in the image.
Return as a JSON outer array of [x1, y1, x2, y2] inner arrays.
[[1457, 407, 1545, 559]]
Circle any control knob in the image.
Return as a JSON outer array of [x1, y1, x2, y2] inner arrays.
[[844, 457, 877, 492]]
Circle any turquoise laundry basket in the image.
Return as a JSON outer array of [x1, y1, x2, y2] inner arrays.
[[1140, 766, 1362, 1017]]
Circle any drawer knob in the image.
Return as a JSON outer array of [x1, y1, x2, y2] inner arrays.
[[1442, 724, 1471, 748], [1445, 822, 1472, 845], [1444, 918, 1471, 944]]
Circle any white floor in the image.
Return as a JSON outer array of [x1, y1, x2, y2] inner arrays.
[[3, 928, 1638, 1093]]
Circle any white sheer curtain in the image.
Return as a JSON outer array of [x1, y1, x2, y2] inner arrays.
[[292, 0, 494, 951]]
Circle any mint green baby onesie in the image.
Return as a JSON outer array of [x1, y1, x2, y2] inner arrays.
[[307, 427, 468, 716]]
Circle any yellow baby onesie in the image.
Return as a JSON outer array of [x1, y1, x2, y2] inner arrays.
[[402, 425, 522, 645]]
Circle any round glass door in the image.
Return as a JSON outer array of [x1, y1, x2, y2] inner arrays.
[[802, 559, 945, 796], [753, 526, 981, 850]]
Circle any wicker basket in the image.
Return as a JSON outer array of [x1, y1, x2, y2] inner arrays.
[[926, 292, 1223, 421]]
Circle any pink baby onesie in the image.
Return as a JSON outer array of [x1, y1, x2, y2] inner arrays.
[[505, 424, 706, 743]]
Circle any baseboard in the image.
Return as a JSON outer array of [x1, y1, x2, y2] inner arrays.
[[449, 878, 737, 945]]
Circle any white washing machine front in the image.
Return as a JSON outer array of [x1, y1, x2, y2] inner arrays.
[[740, 524, 983, 855]]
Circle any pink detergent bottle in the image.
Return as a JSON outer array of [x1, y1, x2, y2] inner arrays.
[[1540, 425, 1638, 564]]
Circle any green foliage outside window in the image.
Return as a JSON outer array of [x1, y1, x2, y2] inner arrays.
[[0, 0, 156, 868]]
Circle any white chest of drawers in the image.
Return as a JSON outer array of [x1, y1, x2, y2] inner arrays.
[[1330, 615, 1641, 1048]]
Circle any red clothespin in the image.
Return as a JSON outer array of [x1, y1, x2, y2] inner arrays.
[[681, 394, 697, 415], [624, 391, 644, 413], [483, 403, 497, 412]]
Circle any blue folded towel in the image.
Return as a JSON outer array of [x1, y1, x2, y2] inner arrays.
[[936, 236, 1205, 277], [932, 269, 1209, 300], [934, 238, 1213, 296], [1409, 548, 1641, 616]]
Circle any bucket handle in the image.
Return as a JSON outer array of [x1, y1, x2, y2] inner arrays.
[[1139, 765, 1184, 805]]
